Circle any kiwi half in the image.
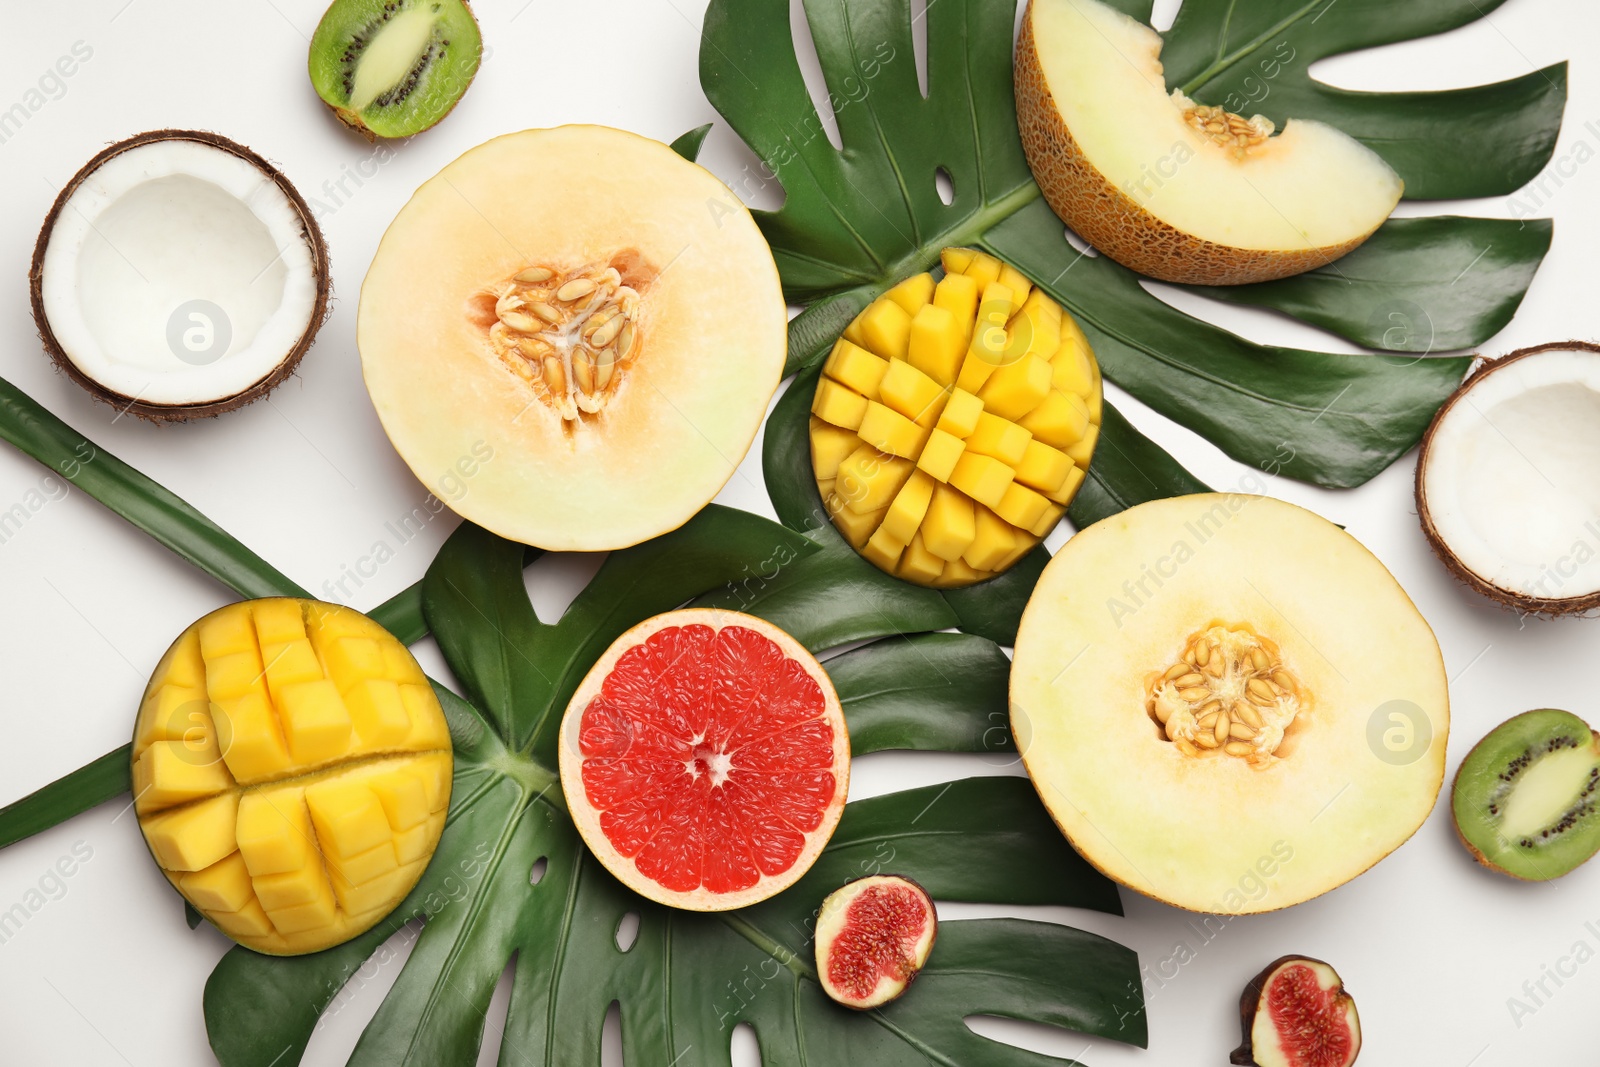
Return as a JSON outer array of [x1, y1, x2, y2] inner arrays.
[[308, 0, 481, 140], [1453, 709, 1600, 881]]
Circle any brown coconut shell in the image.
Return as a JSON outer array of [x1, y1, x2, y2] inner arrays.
[[1415, 340, 1600, 617], [29, 129, 332, 423], [1013, 0, 1382, 286]]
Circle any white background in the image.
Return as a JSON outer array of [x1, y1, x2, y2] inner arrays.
[[0, 0, 1594, 1064]]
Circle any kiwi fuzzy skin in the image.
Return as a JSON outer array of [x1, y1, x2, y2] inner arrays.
[[28, 130, 332, 423]]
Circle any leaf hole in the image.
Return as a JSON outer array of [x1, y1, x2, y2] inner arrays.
[[731, 1021, 763, 1067], [529, 857, 549, 886], [524, 550, 608, 625], [789, 0, 845, 151], [935, 167, 955, 207], [602, 1000, 623, 1067], [1063, 225, 1100, 258], [1149, 0, 1181, 31], [615, 910, 641, 953]]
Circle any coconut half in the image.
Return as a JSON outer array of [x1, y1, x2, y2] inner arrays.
[[30, 130, 330, 421], [1418, 342, 1600, 614]]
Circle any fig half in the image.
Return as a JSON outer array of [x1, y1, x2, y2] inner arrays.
[[1232, 956, 1361, 1067], [814, 875, 936, 1010]]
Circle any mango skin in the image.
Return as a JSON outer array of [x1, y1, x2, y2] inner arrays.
[[132, 598, 452, 955]]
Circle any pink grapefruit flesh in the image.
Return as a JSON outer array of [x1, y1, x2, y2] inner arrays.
[[559, 609, 849, 911], [815, 875, 937, 1010]]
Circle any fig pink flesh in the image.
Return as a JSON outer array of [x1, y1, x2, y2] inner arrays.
[[826, 882, 931, 1002], [1267, 964, 1357, 1067]]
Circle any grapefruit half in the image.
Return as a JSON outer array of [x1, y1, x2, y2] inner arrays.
[[558, 609, 849, 911]]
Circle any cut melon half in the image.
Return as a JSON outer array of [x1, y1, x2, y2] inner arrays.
[[1012, 494, 1448, 913], [358, 125, 786, 551], [1016, 0, 1403, 285]]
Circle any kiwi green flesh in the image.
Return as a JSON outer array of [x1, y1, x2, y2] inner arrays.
[[308, 0, 481, 139], [1453, 709, 1600, 881]]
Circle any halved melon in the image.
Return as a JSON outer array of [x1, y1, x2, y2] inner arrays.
[[1015, 0, 1403, 285], [1012, 494, 1448, 913], [359, 125, 786, 550]]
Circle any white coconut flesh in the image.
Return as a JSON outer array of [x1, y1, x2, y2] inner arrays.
[[1422, 347, 1600, 602], [1034, 0, 1403, 251], [38, 138, 319, 407]]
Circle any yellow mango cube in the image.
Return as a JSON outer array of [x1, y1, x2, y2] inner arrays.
[[933, 558, 988, 588], [1052, 336, 1096, 397], [885, 272, 935, 317], [824, 339, 891, 398], [979, 354, 1053, 422], [897, 534, 946, 585], [857, 298, 914, 360], [940, 247, 977, 275], [965, 252, 1003, 291], [381, 642, 427, 686], [1019, 390, 1091, 449], [334, 840, 400, 886], [949, 452, 1015, 509], [213, 688, 291, 784], [1087, 387, 1103, 426], [964, 506, 1018, 570], [262, 638, 323, 705], [199, 608, 257, 659], [369, 768, 432, 831], [857, 401, 926, 459], [1014, 440, 1074, 494], [345, 678, 411, 747], [932, 273, 978, 341], [1067, 422, 1100, 467], [265, 879, 338, 935], [306, 780, 391, 859], [907, 303, 967, 386], [154, 634, 205, 691], [922, 485, 976, 562], [830, 499, 886, 548], [400, 687, 453, 751], [278, 679, 352, 765], [323, 636, 383, 691], [810, 418, 862, 480], [882, 471, 936, 544], [253, 864, 328, 910], [812, 378, 869, 430], [1029, 503, 1068, 539], [235, 789, 314, 877], [143, 793, 240, 872], [965, 413, 1032, 468], [956, 329, 1008, 393], [997, 263, 1033, 305], [134, 739, 234, 813], [395, 820, 438, 865], [252, 599, 306, 645], [995, 482, 1052, 532], [209, 899, 274, 939], [916, 429, 967, 483], [977, 281, 1017, 327], [935, 388, 984, 438], [180, 852, 255, 913], [879, 359, 946, 426], [1046, 464, 1088, 506], [817, 477, 835, 500], [332, 862, 419, 917], [837, 446, 914, 512], [861, 526, 905, 572], [135, 684, 210, 751], [206, 650, 264, 702]]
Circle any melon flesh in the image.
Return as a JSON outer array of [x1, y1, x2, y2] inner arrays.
[[1018, 0, 1403, 284], [1011, 494, 1448, 913], [359, 125, 786, 551]]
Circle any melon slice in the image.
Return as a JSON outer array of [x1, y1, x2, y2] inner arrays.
[[359, 126, 786, 551], [558, 609, 849, 912], [1015, 0, 1403, 285], [1011, 495, 1448, 913]]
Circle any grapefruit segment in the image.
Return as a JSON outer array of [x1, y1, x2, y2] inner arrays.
[[560, 610, 849, 911]]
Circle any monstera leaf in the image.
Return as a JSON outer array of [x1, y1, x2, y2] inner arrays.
[[700, 0, 1564, 489], [0, 374, 1145, 1066]]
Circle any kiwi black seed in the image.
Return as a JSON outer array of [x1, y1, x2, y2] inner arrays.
[[308, 0, 482, 140], [1452, 709, 1600, 881]]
